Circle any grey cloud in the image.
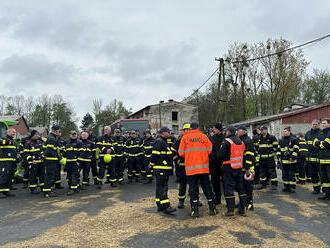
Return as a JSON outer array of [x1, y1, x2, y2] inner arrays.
[[0, 54, 76, 86]]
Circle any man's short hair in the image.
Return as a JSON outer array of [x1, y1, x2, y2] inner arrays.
[[322, 118, 330, 124], [284, 126, 291, 132]]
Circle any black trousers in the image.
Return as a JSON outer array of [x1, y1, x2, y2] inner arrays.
[[144, 157, 153, 179], [128, 157, 141, 179], [297, 156, 306, 181], [67, 161, 79, 189], [254, 162, 260, 184], [29, 162, 45, 191], [282, 163, 296, 189], [223, 169, 246, 197], [308, 161, 321, 191], [55, 161, 62, 185], [79, 161, 91, 185], [113, 157, 124, 182], [22, 160, 30, 184], [177, 165, 187, 201], [0, 162, 14, 193], [210, 164, 223, 204], [242, 174, 254, 206], [155, 170, 170, 209], [43, 160, 58, 192], [320, 163, 330, 196], [259, 158, 278, 186], [90, 157, 98, 182], [187, 173, 214, 203], [97, 159, 111, 183]]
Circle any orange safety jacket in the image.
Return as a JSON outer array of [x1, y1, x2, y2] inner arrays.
[[222, 138, 245, 169], [178, 129, 212, 176]]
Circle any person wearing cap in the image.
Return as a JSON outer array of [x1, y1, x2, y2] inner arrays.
[[141, 129, 155, 184], [179, 122, 217, 217], [23, 130, 44, 194], [256, 126, 279, 190], [209, 122, 225, 205], [42, 125, 61, 198], [112, 129, 125, 185], [278, 127, 299, 193], [79, 131, 95, 189], [64, 130, 82, 196], [252, 128, 262, 184], [173, 123, 191, 209], [237, 125, 255, 210], [87, 127, 99, 185], [96, 126, 114, 188], [150, 126, 176, 214], [218, 125, 247, 216], [0, 128, 18, 198], [125, 130, 143, 183]]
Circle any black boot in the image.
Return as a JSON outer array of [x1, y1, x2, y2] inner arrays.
[[143, 178, 152, 184], [312, 186, 321, 194], [178, 200, 185, 209], [190, 201, 199, 218], [225, 197, 235, 217], [163, 206, 176, 214], [282, 184, 290, 192], [238, 195, 248, 217], [111, 182, 118, 187], [208, 200, 218, 216], [43, 191, 57, 198], [67, 189, 78, 196]]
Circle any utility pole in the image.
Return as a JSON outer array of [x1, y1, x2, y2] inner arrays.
[[215, 57, 225, 122]]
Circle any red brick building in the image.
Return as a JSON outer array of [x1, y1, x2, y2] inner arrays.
[[0, 115, 29, 138]]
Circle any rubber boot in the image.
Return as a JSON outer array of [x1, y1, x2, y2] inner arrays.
[[178, 199, 185, 209], [190, 200, 199, 218], [163, 206, 176, 214], [238, 195, 248, 217], [312, 185, 321, 194], [208, 200, 218, 216], [282, 184, 290, 192], [225, 197, 235, 217]]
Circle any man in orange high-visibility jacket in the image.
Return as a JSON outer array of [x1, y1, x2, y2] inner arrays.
[[178, 122, 217, 218], [218, 125, 247, 217]]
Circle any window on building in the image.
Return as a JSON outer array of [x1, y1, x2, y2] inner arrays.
[[172, 125, 179, 134], [172, 111, 178, 121]]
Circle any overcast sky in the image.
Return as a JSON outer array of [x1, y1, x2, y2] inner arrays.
[[0, 0, 329, 118]]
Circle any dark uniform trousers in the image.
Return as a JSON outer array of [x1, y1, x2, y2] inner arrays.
[[242, 177, 253, 207], [43, 160, 58, 191], [0, 162, 15, 193], [90, 157, 98, 182], [223, 169, 246, 197], [66, 161, 79, 189], [210, 164, 223, 204], [282, 162, 297, 189], [97, 159, 111, 183], [187, 174, 214, 203], [297, 156, 306, 181], [144, 157, 153, 179], [79, 161, 91, 185], [177, 165, 187, 201], [308, 160, 321, 191], [259, 157, 278, 186], [113, 157, 124, 182], [54, 161, 62, 186], [155, 170, 170, 209], [128, 157, 141, 179], [29, 162, 45, 190], [320, 163, 330, 196]]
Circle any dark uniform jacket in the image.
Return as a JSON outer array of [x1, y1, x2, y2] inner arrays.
[[79, 139, 94, 162], [315, 127, 330, 163], [305, 128, 321, 161], [150, 136, 173, 171], [209, 133, 225, 168], [0, 135, 18, 162], [64, 138, 82, 162], [142, 137, 155, 159], [239, 133, 255, 171], [297, 137, 308, 158], [43, 133, 60, 161], [125, 137, 142, 157], [256, 133, 279, 159], [278, 134, 299, 165], [112, 135, 125, 158], [24, 138, 44, 164], [97, 134, 114, 157]]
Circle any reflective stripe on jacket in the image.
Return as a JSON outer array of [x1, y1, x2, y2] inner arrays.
[[222, 138, 245, 169]]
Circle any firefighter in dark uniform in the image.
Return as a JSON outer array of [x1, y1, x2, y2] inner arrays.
[[313, 118, 330, 200], [0, 128, 18, 198], [125, 130, 142, 183], [209, 122, 225, 205], [87, 127, 99, 185], [278, 127, 299, 193], [64, 130, 82, 196], [112, 129, 125, 185], [42, 125, 61, 198], [252, 128, 261, 184], [142, 129, 155, 184], [96, 126, 114, 188], [55, 130, 66, 189], [24, 130, 44, 194], [296, 133, 308, 184], [237, 125, 255, 210], [305, 120, 322, 193], [150, 126, 176, 214], [79, 131, 94, 189], [20, 134, 31, 188], [173, 124, 190, 208], [218, 126, 247, 216], [256, 126, 279, 190]]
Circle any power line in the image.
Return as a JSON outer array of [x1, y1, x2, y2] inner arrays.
[[184, 33, 330, 101]]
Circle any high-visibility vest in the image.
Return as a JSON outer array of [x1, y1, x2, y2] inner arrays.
[[222, 138, 245, 169]]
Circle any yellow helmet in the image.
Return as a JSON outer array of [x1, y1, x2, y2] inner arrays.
[[60, 158, 67, 166], [183, 123, 191, 130], [104, 154, 112, 163]]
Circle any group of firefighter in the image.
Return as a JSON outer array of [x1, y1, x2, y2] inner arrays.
[[0, 118, 329, 218]]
